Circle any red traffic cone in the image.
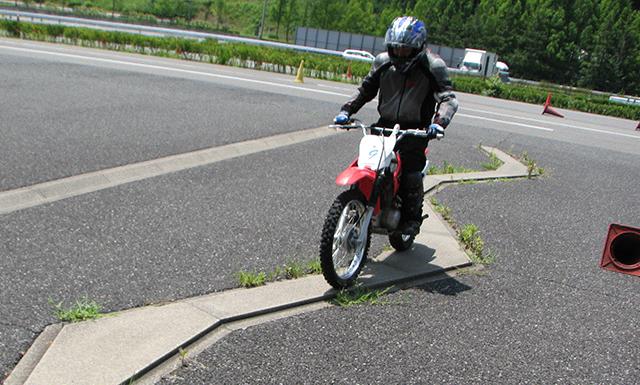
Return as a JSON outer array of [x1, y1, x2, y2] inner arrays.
[[542, 93, 564, 118], [346, 63, 352, 80], [600, 223, 640, 277]]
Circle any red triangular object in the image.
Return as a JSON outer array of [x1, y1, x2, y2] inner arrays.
[[600, 223, 640, 277], [541, 93, 564, 118]]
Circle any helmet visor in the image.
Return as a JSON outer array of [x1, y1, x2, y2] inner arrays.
[[392, 46, 414, 58]]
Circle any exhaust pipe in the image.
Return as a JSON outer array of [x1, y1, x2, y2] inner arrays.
[[601, 224, 640, 277]]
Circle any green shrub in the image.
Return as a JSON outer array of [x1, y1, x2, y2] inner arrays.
[[453, 75, 640, 120]]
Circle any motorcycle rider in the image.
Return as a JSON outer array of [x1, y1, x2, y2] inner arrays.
[[334, 16, 458, 237]]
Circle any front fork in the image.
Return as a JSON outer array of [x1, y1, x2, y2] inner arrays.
[[356, 207, 374, 247], [355, 167, 385, 245]]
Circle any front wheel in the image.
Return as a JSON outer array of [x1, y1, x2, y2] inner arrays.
[[319, 190, 371, 290]]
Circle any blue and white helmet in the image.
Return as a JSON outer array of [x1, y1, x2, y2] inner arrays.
[[384, 16, 427, 50]]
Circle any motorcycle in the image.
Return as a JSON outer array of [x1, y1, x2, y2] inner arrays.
[[319, 120, 443, 290]]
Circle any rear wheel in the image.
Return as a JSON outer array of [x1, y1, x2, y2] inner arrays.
[[388, 231, 415, 251], [319, 190, 371, 289]]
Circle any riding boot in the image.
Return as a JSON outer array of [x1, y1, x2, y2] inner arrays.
[[399, 171, 425, 236]]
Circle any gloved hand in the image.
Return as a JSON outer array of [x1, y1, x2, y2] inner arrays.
[[334, 111, 351, 125], [426, 123, 445, 140]]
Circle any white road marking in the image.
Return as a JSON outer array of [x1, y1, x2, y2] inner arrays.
[[456, 113, 555, 132], [461, 107, 640, 139], [316, 84, 356, 92], [3, 43, 637, 141], [0, 44, 351, 98]]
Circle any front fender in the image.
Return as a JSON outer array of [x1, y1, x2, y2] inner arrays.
[[336, 165, 376, 203], [336, 166, 376, 187]]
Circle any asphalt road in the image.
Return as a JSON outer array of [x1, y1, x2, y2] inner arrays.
[[160, 126, 640, 385], [1, 38, 639, 382]]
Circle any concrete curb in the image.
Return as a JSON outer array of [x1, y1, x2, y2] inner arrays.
[[5, 145, 532, 385], [3, 324, 63, 385], [423, 146, 530, 193]]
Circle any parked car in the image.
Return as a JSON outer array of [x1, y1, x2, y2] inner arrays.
[[342, 49, 375, 62]]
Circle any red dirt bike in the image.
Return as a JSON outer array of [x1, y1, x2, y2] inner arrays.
[[319, 120, 441, 289]]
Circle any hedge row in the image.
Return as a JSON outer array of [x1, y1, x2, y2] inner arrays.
[[1, 20, 638, 120], [453, 76, 640, 120], [0, 20, 370, 80]]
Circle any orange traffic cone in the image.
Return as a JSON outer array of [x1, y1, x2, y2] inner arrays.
[[346, 63, 352, 80], [294, 60, 304, 83], [542, 93, 564, 118]]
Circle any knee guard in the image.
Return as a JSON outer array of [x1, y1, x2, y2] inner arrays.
[[400, 171, 424, 223]]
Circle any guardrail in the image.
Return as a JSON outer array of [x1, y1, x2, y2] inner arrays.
[[0, 9, 343, 57], [609, 95, 640, 107]]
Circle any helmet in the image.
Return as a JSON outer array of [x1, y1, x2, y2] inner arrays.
[[384, 16, 427, 51]]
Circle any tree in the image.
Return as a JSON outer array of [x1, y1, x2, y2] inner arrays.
[[283, 0, 299, 41], [339, 0, 376, 34], [377, 0, 403, 36], [212, 0, 225, 29], [270, 0, 287, 36], [306, 0, 342, 30], [579, 0, 639, 93]]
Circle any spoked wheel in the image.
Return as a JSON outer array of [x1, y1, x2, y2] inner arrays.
[[319, 190, 371, 290], [388, 231, 415, 252]]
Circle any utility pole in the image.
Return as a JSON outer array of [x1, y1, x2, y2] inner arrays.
[[259, 0, 268, 39]]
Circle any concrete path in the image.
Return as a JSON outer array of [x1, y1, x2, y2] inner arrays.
[[5, 146, 530, 384]]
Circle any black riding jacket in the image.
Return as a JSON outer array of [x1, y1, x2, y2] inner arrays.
[[341, 51, 458, 129]]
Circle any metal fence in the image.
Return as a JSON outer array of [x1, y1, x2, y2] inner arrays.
[[296, 27, 498, 76], [296, 27, 387, 56]]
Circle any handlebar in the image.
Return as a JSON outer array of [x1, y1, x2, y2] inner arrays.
[[330, 119, 441, 139]]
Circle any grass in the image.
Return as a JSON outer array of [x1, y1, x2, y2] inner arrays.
[[237, 259, 324, 288], [332, 286, 393, 307], [307, 259, 322, 275], [459, 224, 496, 265], [459, 224, 485, 257], [430, 197, 454, 225], [236, 271, 267, 288], [178, 347, 189, 367], [429, 198, 496, 266], [488, 177, 514, 183], [454, 266, 488, 277], [481, 152, 504, 171], [284, 260, 306, 279], [51, 297, 102, 322], [428, 160, 474, 175], [520, 152, 545, 178]]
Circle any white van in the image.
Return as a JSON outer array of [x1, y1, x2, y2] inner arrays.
[[459, 49, 486, 73]]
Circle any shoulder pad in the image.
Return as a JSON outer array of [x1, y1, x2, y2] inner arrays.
[[372, 52, 391, 72], [418, 51, 452, 90], [417, 51, 446, 72]]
